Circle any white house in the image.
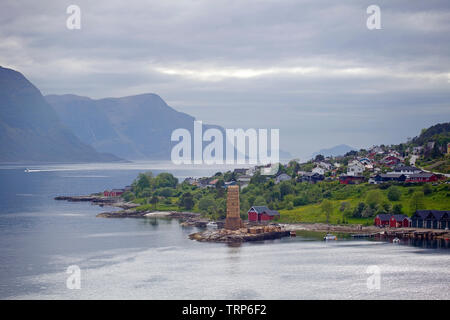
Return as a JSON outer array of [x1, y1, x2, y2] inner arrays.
[[358, 158, 373, 170], [347, 160, 365, 176], [318, 161, 332, 171], [387, 166, 422, 176], [312, 166, 325, 175]]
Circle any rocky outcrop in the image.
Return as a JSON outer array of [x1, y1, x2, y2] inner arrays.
[[189, 225, 290, 243]]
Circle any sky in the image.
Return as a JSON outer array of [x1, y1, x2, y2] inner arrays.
[[1, 0, 450, 159]]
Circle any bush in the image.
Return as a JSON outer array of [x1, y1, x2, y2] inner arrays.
[[387, 186, 401, 201], [393, 204, 403, 214], [423, 184, 432, 195], [293, 196, 307, 206], [365, 189, 384, 210], [198, 196, 216, 212]]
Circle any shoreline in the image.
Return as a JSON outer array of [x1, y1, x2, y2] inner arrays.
[[54, 194, 450, 242]]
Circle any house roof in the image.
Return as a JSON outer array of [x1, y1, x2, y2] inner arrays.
[[408, 173, 435, 178], [394, 166, 419, 171], [209, 178, 219, 185], [249, 206, 270, 213], [413, 210, 450, 220], [376, 214, 391, 222], [392, 214, 409, 221], [267, 209, 280, 216], [248, 206, 280, 216], [379, 173, 406, 178]]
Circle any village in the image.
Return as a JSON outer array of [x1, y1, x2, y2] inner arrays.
[[94, 138, 450, 243]]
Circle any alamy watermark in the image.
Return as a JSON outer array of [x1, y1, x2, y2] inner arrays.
[[66, 265, 81, 289], [171, 121, 280, 173], [366, 265, 381, 290], [366, 5, 381, 30], [66, 5, 81, 30]]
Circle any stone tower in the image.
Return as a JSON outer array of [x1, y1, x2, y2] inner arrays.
[[225, 185, 243, 230]]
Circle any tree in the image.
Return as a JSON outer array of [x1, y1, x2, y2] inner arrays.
[[141, 187, 152, 198], [409, 191, 425, 213], [393, 204, 403, 214], [423, 184, 432, 195], [314, 154, 325, 162], [352, 202, 366, 218], [387, 186, 401, 201], [279, 181, 294, 198], [158, 187, 173, 197], [135, 172, 152, 191], [122, 191, 135, 202], [365, 189, 384, 210], [150, 195, 159, 210], [320, 199, 333, 224], [154, 173, 178, 189], [339, 201, 351, 212], [293, 196, 307, 206], [253, 196, 267, 206], [198, 196, 216, 212], [180, 192, 194, 210]]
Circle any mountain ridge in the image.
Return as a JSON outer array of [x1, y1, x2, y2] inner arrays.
[[0, 66, 121, 163]]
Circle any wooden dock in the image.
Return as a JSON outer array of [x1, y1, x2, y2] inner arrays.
[[374, 229, 449, 240]]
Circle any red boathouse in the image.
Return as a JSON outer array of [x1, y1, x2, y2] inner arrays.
[[374, 214, 391, 227], [389, 214, 411, 228], [248, 206, 280, 222]]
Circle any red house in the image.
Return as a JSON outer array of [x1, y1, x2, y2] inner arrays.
[[339, 175, 365, 185], [248, 206, 280, 222], [389, 214, 410, 228], [104, 189, 125, 197], [405, 173, 438, 183], [382, 156, 401, 167], [374, 214, 391, 227]]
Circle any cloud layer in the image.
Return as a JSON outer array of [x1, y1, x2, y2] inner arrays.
[[1, 0, 449, 158]]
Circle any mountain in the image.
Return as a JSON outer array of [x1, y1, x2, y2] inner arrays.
[[412, 122, 450, 146], [46, 93, 205, 160], [46, 93, 290, 161], [311, 144, 355, 158], [0, 66, 121, 163]]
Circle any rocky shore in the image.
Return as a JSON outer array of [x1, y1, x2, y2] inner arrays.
[[54, 194, 139, 209], [281, 222, 380, 234], [55, 194, 203, 221], [189, 225, 290, 243]]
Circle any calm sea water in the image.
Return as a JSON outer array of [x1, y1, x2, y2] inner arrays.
[[0, 163, 449, 300]]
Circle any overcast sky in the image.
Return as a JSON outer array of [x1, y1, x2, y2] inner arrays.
[[1, 0, 449, 159]]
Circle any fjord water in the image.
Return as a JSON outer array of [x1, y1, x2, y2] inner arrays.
[[0, 163, 448, 299]]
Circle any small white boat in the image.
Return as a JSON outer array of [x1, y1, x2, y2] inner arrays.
[[393, 237, 400, 244], [24, 168, 31, 173], [206, 222, 218, 229], [323, 234, 337, 241]]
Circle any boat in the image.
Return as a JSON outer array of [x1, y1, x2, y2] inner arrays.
[[323, 234, 337, 241], [206, 222, 218, 229], [393, 237, 400, 244], [290, 231, 296, 237], [24, 168, 31, 173]]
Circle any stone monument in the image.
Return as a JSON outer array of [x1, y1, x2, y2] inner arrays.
[[224, 185, 243, 230]]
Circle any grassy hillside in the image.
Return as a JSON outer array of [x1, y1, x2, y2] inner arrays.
[[279, 183, 450, 225]]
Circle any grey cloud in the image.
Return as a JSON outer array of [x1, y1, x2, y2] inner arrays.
[[0, 0, 449, 159]]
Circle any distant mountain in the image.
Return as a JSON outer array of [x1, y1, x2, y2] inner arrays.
[[46, 93, 208, 160], [0, 66, 121, 163], [46, 93, 290, 161], [311, 144, 355, 158]]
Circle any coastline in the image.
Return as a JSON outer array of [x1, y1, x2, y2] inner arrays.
[[55, 194, 450, 242]]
